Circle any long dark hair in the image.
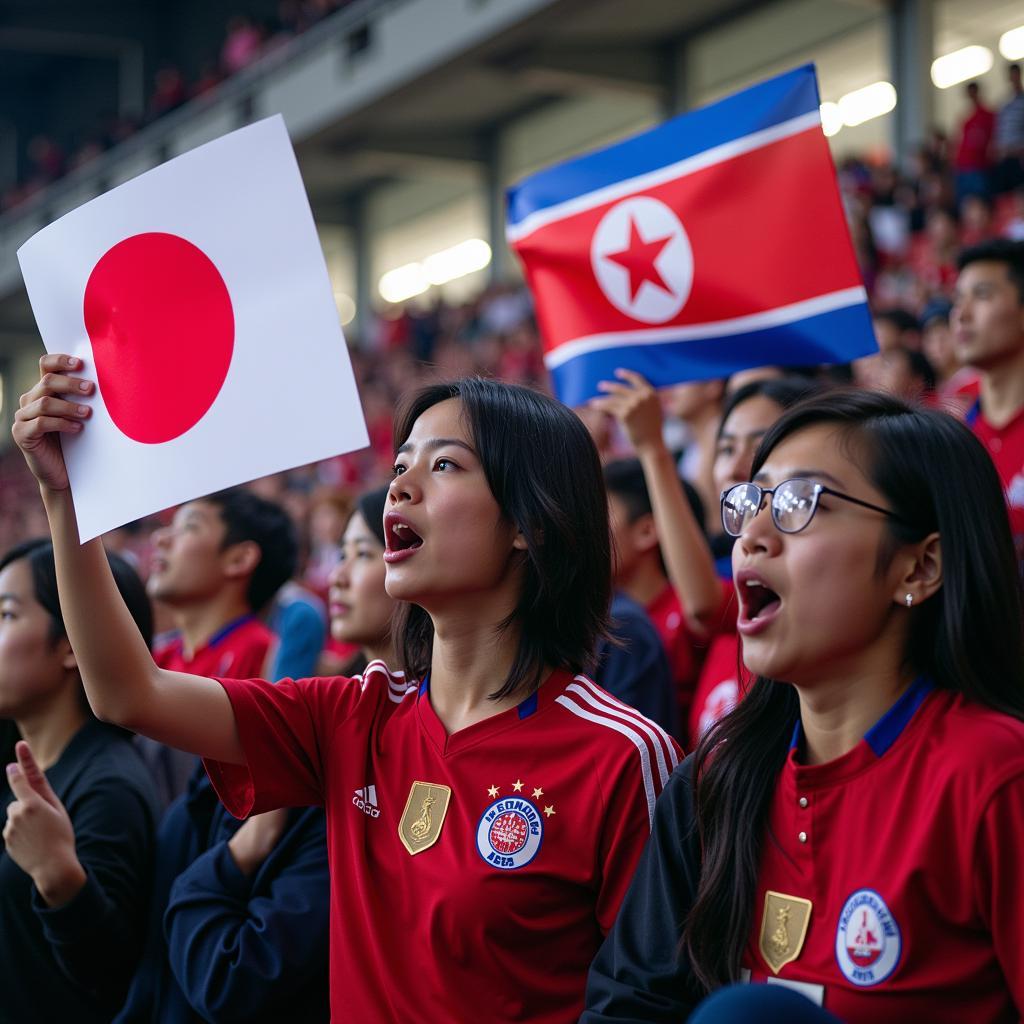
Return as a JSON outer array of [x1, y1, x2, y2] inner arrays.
[[683, 389, 1024, 990], [391, 378, 611, 701]]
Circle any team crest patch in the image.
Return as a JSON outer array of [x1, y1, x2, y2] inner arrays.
[[398, 781, 451, 856], [476, 794, 544, 870], [835, 889, 901, 986], [759, 890, 812, 974]]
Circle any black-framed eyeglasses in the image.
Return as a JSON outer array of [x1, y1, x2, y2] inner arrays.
[[720, 478, 904, 537]]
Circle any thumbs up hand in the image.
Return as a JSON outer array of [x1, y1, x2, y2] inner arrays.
[[4, 740, 86, 906]]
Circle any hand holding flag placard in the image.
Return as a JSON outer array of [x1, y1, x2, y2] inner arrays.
[[507, 65, 877, 406], [17, 115, 368, 542]]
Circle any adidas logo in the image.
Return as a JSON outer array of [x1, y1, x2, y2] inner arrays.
[[352, 785, 381, 818]]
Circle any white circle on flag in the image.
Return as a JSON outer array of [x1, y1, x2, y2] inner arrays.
[[590, 196, 693, 324]]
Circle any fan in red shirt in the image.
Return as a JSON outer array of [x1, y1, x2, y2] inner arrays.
[[603, 457, 705, 733], [953, 240, 1024, 558], [953, 81, 996, 203], [585, 389, 1024, 1023], [13, 370, 678, 1024], [148, 491, 294, 680], [591, 370, 816, 747]]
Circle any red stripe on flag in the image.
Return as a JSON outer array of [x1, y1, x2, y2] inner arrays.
[[513, 127, 859, 356]]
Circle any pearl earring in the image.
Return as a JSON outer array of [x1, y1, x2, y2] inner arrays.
[[905, 593, 913, 608]]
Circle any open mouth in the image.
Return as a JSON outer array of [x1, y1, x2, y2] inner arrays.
[[384, 517, 424, 558], [738, 577, 782, 633]]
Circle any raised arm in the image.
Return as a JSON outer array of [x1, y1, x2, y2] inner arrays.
[[590, 370, 724, 637], [13, 354, 244, 763]]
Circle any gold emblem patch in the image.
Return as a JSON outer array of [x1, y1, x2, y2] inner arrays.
[[759, 890, 812, 974], [398, 781, 452, 855]]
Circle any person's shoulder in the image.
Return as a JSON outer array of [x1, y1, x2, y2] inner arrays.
[[62, 724, 160, 813], [938, 695, 1024, 754], [291, 660, 417, 714], [550, 673, 681, 770], [920, 693, 1024, 790]]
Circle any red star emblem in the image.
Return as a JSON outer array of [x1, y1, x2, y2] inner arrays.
[[603, 217, 674, 302]]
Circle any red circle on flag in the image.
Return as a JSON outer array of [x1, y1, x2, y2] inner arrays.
[[83, 232, 234, 444]]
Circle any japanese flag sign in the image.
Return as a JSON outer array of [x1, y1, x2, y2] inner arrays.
[[18, 115, 368, 542], [508, 65, 876, 405]]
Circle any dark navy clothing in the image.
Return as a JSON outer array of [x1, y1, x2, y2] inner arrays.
[[115, 763, 329, 1023], [596, 591, 677, 736], [0, 719, 160, 1024], [582, 754, 702, 1022]]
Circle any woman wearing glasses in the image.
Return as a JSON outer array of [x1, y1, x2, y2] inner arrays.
[[584, 389, 1024, 1023]]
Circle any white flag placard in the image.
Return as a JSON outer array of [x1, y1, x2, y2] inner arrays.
[[18, 114, 369, 542]]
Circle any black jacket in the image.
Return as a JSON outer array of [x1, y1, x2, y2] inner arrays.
[[582, 754, 703, 1022], [0, 719, 160, 1023]]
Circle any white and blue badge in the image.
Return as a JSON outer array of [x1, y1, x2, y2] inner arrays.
[[476, 797, 544, 870], [835, 889, 901, 986]]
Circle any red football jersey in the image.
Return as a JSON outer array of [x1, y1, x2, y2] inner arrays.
[[687, 633, 745, 746], [153, 614, 273, 678], [969, 401, 1024, 550], [686, 582, 745, 746], [743, 679, 1024, 1020], [645, 584, 699, 729], [204, 664, 680, 1023]]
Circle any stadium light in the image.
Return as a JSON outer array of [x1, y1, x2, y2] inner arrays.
[[819, 102, 844, 138], [378, 238, 492, 303], [930, 46, 994, 89], [379, 263, 430, 304], [424, 238, 491, 286], [1000, 26, 1024, 61], [334, 292, 356, 326], [837, 81, 897, 127]]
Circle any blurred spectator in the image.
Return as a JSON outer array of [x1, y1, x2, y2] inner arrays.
[[26, 135, 64, 183], [148, 65, 188, 121], [910, 206, 960, 295], [871, 307, 922, 353], [138, 489, 297, 806], [594, 591, 676, 735], [190, 61, 223, 99], [855, 344, 936, 403], [604, 457, 706, 734], [659, 379, 724, 516], [0, 540, 159, 1023], [221, 16, 265, 76], [921, 297, 978, 411], [323, 484, 393, 676], [1005, 186, 1024, 240], [994, 64, 1024, 193], [953, 81, 995, 203], [961, 192, 997, 246], [302, 487, 351, 598]]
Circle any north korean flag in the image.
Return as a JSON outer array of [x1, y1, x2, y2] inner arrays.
[[507, 65, 875, 406]]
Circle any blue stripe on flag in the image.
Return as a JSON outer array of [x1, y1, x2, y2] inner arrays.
[[547, 302, 875, 408], [507, 64, 820, 229]]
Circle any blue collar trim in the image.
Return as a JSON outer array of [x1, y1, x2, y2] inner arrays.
[[864, 676, 934, 757], [789, 676, 934, 757], [517, 691, 540, 720], [207, 614, 256, 649], [965, 398, 980, 427], [416, 673, 539, 719]]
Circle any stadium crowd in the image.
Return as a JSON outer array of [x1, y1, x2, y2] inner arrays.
[[1, 1, 358, 212], [3, 71, 1024, 1021]]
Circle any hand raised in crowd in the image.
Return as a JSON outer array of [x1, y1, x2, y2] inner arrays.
[[228, 807, 290, 877], [4, 741, 86, 907], [12, 353, 94, 493], [590, 368, 666, 455]]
